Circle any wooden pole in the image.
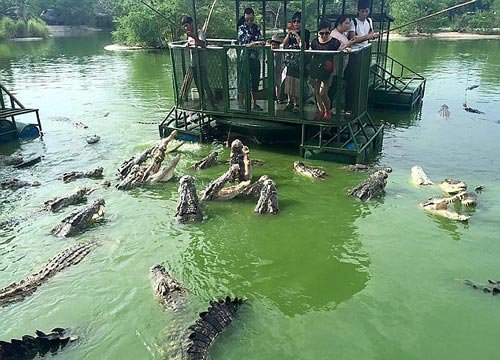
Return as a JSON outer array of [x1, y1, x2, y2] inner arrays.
[[386, 0, 476, 34]]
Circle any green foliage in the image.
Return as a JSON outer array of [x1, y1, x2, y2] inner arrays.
[[0, 16, 49, 39]]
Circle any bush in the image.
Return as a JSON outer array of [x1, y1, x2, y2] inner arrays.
[[0, 17, 49, 39]]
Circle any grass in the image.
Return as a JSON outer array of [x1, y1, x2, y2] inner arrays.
[[0, 17, 49, 40]]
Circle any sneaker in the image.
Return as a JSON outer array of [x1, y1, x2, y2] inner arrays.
[[284, 103, 294, 111], [322, 111, 331, 121], [292, 105, 300, 113], [252, 104, 263, 111]]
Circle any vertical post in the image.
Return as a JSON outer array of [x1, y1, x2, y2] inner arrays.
[[262, 0, 267, 39], [192, 0, 205, 111], [236, 0, 240, 34], [170, 46, 180, 107], [283, 1, 287, 33], [299, 0, 306, 121], [342, 0, 346, 15]]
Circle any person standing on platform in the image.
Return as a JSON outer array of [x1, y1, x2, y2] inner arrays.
[[348, 0, 380, 47], [237, 7, 264, 111], [181, 16, 216, 109], [283, 11, 310, 114]]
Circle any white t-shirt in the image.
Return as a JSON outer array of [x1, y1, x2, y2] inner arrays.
[[349, 18, 373, 46], [188, 29, 207, 66]]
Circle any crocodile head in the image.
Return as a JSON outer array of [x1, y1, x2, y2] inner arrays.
[[440, 179, 467, 194], [175, 175, 203, 222], [51, 199, 106, 237], [150, 264, 185, 311]]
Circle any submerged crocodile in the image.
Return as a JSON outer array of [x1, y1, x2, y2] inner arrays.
[[1, 179, 41, 190], [0, 241, 98, 306], [51, 199, 105, 237], [438, 104, 450, 119], [293, 161, 326, 179], [0, 328, 77, 360], [193, 152, 218, 170], [150, 265, 245, 360], [0, 185, 108, 231], [464, 279, 500, 295], [411, 166, 433, 186], [175, 176, 203, 223], [440, 179, 467, 194], [0, 155, 23, 166], [349, 169, 389, 201], [255, 179, 279, 214], [341, 164, 392, 173], [61, 166, 104, 183], [150, 265, 186, 312]]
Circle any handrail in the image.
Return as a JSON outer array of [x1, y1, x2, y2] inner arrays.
[[0, 83, 25, 109]]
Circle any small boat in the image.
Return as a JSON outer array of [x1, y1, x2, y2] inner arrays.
[[86, 135, 101, 144]]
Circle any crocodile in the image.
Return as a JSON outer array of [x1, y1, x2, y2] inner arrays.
[[341, 164, 392, 173], [0, 155, 23, 166], [51, 199, 105, 237], [148, 154, 181, 183], [61, 166, 104, 183], [411, 166, 433, 186], [0, 184, 108, 231], [255, 179, 279, 214], [150, 264, 186, 312], [242, 175, 270, 197], [438, 104, 450, 119], [175, 176, 203, 223], [0, 328, 77, 360], [464, 279, 500, 295], [0, 241, 98, 306], [116, 132, 180, 190], [349, 169, 389, 202], [293, 161, 326, 179], [186, 297, 245, 360], [200, 165, 240, 201], [85, 135, 100, 144], [193, 152, 218, 170], [419, 195, 470, 221], [150, 266, 245, 360], [1, 179, 41, 190], [440, 179, 467, 194], [229, 140, 252, 183]]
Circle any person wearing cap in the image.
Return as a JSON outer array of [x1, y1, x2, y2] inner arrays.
[[180, 15, 216, 109], [348, 0, 380, 46], [270, 34, 285, 103]]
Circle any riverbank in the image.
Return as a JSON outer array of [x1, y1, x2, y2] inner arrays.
[[390, 31, 500, 41]]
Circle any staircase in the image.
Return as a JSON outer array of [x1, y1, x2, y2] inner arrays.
[[369, 53, 426, 110], [0, 83, 42, 143]]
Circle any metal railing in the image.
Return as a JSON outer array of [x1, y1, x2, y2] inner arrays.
[[370, 53, 425, 95]]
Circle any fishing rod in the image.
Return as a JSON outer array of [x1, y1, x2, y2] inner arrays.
[[139, 0, 169, 22], [385, 0, 477, 34]]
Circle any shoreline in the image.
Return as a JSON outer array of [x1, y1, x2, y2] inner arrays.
[[390, 31, 500, 41]]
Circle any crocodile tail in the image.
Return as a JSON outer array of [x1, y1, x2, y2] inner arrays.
[[0, 328, 76, 360], [186, 297, 245, 360]]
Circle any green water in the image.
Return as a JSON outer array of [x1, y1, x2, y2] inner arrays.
[[1, 33, 499, 359]]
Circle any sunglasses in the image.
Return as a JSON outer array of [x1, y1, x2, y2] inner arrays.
[[292, 19, 301, 23], [319, 31, 329, 36]]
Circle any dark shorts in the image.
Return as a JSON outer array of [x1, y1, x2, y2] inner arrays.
[[238, 56, 261, 94]]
